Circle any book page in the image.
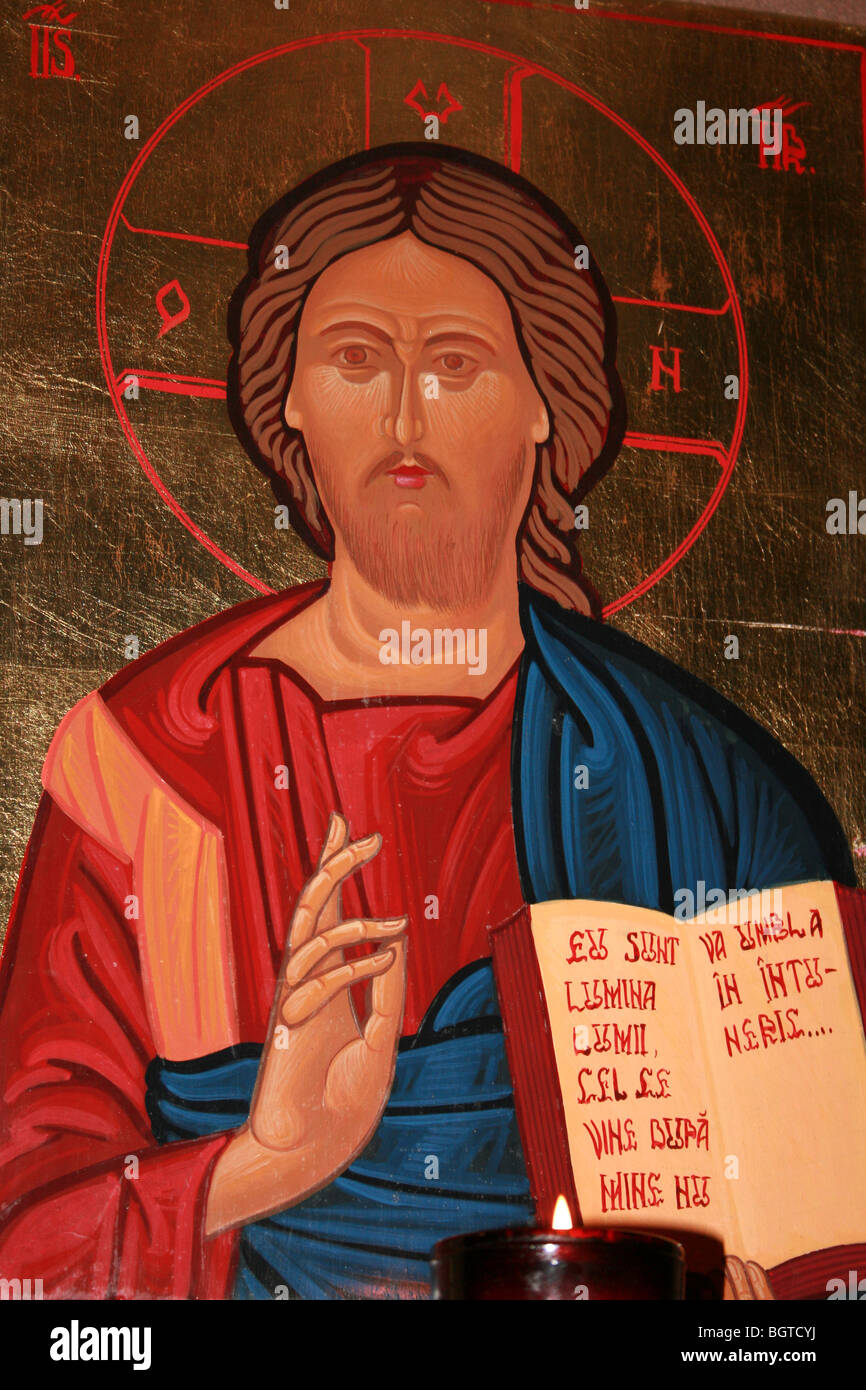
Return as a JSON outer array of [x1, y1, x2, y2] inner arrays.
[[529, 899, 739, 1266], [687, 880, 866, 1267]]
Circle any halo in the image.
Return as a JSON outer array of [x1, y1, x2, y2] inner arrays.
[[96, 30, 747, 616]]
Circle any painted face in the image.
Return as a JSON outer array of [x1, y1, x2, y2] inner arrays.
[[283, 231, 550, 610]]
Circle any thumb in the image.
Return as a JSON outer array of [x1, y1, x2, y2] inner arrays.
[[363, 933, 407, 1055]]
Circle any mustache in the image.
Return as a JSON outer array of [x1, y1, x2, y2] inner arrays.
[[368, 450, 447, 483]]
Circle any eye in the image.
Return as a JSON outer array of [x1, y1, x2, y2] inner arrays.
[[340, 346, 369, 366], [435, 350, 478, 378]]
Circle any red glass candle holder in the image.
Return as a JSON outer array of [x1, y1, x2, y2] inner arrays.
[[431, 1226, 685, 1300]]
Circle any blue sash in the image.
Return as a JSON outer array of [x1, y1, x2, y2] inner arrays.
[[146, 961, 534, 1300]]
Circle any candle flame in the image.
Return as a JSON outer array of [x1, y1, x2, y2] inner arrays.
[[551, 1194, 573, 1230]]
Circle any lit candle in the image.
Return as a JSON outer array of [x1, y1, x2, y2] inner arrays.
[[431, 1196, 685, 1300]]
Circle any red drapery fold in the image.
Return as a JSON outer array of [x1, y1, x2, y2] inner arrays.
[[0, 795, 237, 1299]]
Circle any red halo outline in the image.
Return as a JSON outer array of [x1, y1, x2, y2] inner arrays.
[[96, 29, 748, 614]]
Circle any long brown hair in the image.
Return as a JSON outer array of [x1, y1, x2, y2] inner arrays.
[[227, 144, 626, 616]]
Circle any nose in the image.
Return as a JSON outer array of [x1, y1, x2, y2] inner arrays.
[[383, 362, 424, 446]]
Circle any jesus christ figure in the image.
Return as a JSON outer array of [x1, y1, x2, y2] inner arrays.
[[0, 145, 853, 1301]]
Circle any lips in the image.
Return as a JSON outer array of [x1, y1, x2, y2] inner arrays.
[[385, 459, 433, 489]]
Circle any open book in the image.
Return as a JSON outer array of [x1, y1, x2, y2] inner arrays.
[[490, 881, 866, 1298]]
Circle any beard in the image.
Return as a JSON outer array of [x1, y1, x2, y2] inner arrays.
[[308, 442, 530, 612]]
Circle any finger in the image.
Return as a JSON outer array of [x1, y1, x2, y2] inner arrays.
[[723, 1256, 752, 1300], [312, 815, 350, 939], [284, 917, 407, 987], [317, 812, 348, 869], [745, 1261, 775, 1301], [364, 935, 407, 1054], [290, 833, 382, 950], [282, 949, 395, 1026]]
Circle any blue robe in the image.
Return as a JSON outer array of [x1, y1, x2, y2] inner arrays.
[[146, 586, 855, 1298]]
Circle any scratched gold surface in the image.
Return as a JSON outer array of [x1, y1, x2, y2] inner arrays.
[[1, 0, 864, 936]]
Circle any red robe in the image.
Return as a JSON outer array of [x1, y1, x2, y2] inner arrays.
[[0, 579, 525, 1298]]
